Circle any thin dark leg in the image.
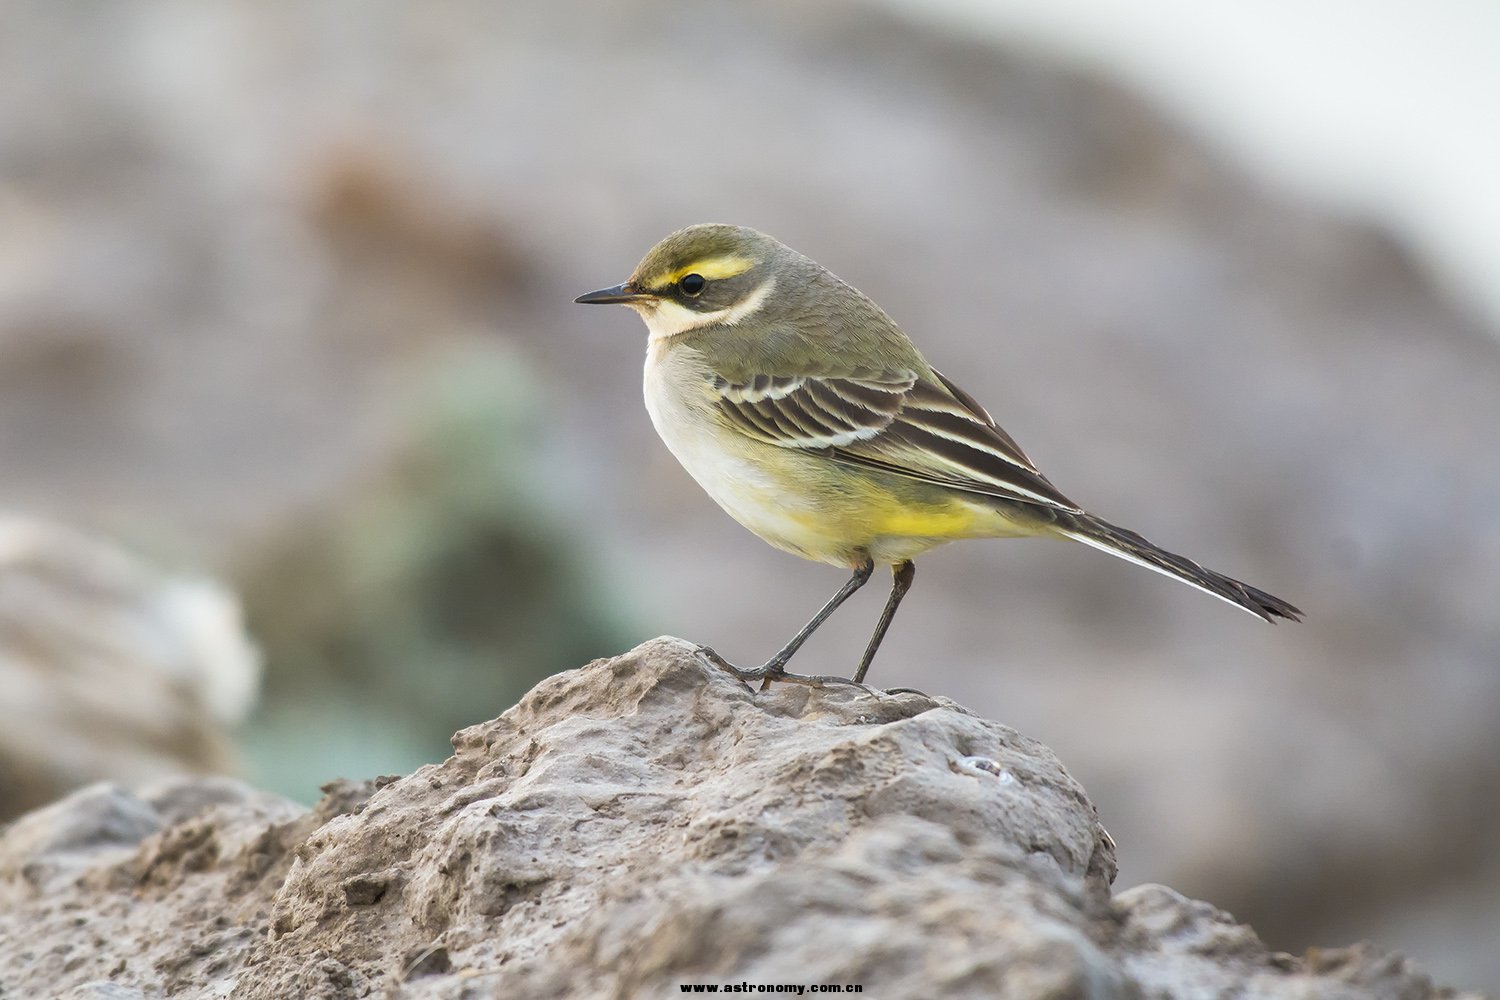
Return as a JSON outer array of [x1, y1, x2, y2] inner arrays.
[[698, 558, 874, 688], [852, 560, 915, 685], [762, 558, 874, 672]]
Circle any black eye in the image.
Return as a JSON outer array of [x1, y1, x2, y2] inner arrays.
[[679, 273, 706, 296]]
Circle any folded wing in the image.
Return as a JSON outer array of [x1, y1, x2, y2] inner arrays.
[[711, 368, 1079, 512]]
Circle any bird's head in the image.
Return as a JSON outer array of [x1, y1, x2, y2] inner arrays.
[[575, 224, 790, 340]]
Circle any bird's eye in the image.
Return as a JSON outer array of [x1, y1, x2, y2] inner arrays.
[[679, 273, 706, 296]]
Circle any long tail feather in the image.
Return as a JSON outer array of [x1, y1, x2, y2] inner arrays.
[[1056, 513, 1302, 622]]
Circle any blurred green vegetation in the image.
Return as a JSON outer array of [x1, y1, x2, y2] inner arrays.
[[236, 344, 639, 801]]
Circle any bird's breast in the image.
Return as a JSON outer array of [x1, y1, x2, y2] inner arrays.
[[642, 344, 848, 564]]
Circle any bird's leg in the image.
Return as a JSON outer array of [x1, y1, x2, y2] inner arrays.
[[697, 558, 874, 689], [852, 560, 915, 685], [761, 558, 874, 673]]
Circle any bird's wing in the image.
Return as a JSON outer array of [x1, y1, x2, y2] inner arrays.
[[710, 368, 1079, 511]]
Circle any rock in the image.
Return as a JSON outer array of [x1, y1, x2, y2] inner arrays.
[[64, 985, 149, 1000], [0, 516, 260, 820], [0, 640, 1478, 999]]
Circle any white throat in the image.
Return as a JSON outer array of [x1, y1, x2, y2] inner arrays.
[[639, 277, 777, 342]]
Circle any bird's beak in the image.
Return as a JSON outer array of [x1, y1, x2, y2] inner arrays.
[[574, 282, 655, 305]]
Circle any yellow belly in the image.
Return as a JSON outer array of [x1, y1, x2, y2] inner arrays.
[[758, 468, 1033, 565]]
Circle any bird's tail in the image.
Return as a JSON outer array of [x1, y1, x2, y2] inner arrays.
[[1053, 512, 1302, 622]]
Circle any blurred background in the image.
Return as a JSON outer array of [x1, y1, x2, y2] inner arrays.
[[0, 0, 1496, 991]]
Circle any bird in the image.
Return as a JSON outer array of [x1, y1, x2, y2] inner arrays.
[[576, 224, 1300, 688]]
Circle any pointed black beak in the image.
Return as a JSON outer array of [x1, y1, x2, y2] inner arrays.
[[574, 282, 654, 305]]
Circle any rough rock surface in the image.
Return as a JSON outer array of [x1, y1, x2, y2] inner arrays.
[[0, 640, 1477, 999]]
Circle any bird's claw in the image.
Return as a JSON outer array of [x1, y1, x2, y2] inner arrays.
[[694, 645, 866, 691]]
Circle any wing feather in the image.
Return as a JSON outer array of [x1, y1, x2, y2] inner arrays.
[[715, 370, 912, 449], [709, 367, 1078, 512]]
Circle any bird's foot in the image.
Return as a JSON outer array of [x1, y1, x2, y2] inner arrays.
[[694, 646, 865, 692]]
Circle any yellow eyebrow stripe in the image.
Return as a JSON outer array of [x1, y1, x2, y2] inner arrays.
[[651, 254, 756, 289]]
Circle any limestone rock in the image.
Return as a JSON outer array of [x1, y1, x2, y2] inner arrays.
[[0, 640, 1477, 999], [0, 516, 260, 820]]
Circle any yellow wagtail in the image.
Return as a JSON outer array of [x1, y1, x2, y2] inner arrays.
[[577, 224, 1301, 688]]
